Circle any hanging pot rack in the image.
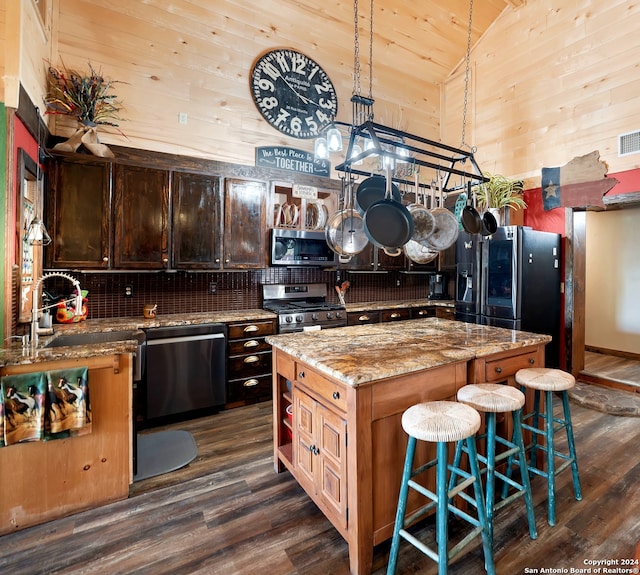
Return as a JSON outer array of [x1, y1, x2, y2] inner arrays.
[[334, 119, 489, 194]]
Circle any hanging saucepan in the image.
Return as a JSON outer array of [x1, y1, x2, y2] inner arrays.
[[405, 171, 438, 263], [461, 180, 483, 234], [480, 195, 498, 236], [363, 166, 414, 255], [422, 178, 459, 251], [355, 174, 401, 216], [325, 177, 369, 256]]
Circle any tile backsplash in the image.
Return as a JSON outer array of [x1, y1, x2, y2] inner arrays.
[[42, 267, 446, 320]]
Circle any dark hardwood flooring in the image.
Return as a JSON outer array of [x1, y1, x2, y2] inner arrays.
[[1, 399, 639, 574], [583, 351, 640, 389]]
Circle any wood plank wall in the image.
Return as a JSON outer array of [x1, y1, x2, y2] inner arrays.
[[444, 0, 640, 187]]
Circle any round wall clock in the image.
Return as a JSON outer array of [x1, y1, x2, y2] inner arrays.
[[250, 48, 338, 139]]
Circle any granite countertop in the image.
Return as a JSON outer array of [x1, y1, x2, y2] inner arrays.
[[266, 318, 551, 387], [344, 299, 454, 312], [0, 310, 275, 367]]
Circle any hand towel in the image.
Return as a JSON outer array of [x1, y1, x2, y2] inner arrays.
[[1, 372, 46, 445], [45, 367, 91, 437]]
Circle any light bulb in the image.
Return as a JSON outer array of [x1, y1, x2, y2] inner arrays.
[[314, 137, 329, 160], [350, 144, 363, 165], [326, 128, 343, 152]]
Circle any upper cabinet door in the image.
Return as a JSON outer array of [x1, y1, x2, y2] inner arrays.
[[46, 155, 111, 269], [113, 165, 169, 269], [172, 172, 223, 269], [223, 179, 266, 268]]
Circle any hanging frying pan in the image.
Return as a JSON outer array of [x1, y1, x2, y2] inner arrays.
[[406, 171, 436, 243], [355, 175, 401, 215], [405, 171, 438, 263], [422, 179, 459, 251], [461, 181, 483, 234], [363, 166, 414, 251], [325, 178, 369, 256]]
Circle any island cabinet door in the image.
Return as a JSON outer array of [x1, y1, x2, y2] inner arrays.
[[293, 387, 348, 530]]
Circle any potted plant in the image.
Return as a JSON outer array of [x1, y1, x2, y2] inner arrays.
[[44, 61, 124, 157], [475, 172, 526, 225]]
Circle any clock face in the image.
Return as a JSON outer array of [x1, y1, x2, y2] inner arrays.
[[251, 49, 338, 139]]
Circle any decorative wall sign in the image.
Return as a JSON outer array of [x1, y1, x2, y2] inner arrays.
[[541, 151, 618, 210], [256, 146, 330, 177], [292, 185, 318, 200], [250, 49, 338, 139]]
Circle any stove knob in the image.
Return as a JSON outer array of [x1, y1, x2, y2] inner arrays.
[[326, 312, 333, 320], [295, 315, 304, 323], [284, 316, 293, 323], [335, 311, 343, 319], [311, 313, 319, 321]]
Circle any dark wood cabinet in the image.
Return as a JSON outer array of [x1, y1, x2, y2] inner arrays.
[[380, 308, 411, 322], [347, 310, 380, 325], [411, 306, 436, 319], [172, 171, 223, 269], [226, 319, 276, 406], [113, 164, 169, 269], [46, 155, 111, 268], [223, 179, 267, 268]]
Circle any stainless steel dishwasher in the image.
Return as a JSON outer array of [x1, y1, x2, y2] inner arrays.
[[143, 323, 226, 421]]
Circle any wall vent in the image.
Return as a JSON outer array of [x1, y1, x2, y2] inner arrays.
[[618, 130, 640, 156]]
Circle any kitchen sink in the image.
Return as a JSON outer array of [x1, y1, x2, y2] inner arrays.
[[43, 330, 145, 348]]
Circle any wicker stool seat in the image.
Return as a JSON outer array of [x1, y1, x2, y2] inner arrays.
[[514, 368, 582, 526], [387, 401, 495, 575], [454, 384, 537, 547]]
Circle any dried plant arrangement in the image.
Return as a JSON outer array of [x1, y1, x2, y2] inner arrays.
[[44, 61, 125, 157]]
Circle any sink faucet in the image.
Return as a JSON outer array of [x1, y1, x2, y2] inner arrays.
[[31, 272, 83, 350]]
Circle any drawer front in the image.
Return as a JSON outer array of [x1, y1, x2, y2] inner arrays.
[[295, 365, 347, 412], [411, 307, 436, 319], [347, 311, 380, 325], [228, 351, 272, 378], [228, 338, 271, 355], [227, 320, 275, 340], [227, 373, 272, 403], [381, 308, 410, 322], [484, 351, 539, 382], [435, 307, 455, 320]]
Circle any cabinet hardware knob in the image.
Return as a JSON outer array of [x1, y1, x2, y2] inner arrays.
[[309, 445, 320, 455], [390, 312, 400, 319], [332, 391, 340, 400], [244, 325, 259, 333], [244, 340, 259, 348], [529, 358, 535, 364], [418, 310, 426, 316], [244, 355, 260, 364], [298, 371, 305, 379], [215, 258, 220, 263], [102, 256, 109, 262], [163, 257, 169, 263], [495, 367, 503, 373], [225, 258, 230, 263], [359, 315, 370, 322], [243, 379, 259, 387]]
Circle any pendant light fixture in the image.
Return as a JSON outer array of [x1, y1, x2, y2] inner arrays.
[[26, 107, 52, 246]]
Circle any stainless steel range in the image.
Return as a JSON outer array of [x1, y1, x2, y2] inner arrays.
[[262, 283, 347, 333]]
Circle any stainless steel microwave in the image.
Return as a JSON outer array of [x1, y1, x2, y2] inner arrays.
[[270, 228, 337, 267]]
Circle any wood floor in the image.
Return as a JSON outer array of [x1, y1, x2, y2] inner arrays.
[[583, 351, 640, 390], [1, 398, 639, 575]]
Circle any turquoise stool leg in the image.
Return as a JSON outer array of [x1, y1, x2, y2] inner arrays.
[[511, 408, 538, 539], [436, 441, 449, 575], [387, 435, 416, 575], [561, 390, 583, 502], [545, 389, 557, 526], [465, 436, 495, 575], [530, 389, 541, 469], [484, 412, 497, 548]]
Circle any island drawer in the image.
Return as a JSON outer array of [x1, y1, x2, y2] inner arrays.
[[483, 350, 539, 382], [295, 365, 347, 412]]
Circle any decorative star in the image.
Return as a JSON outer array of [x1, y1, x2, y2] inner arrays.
[[544, 183, 558, 198]]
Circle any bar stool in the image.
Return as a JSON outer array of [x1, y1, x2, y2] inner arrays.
[[387, 401, 495, 575], [453, 383, 537, 547], [515, 368, 582, 526]]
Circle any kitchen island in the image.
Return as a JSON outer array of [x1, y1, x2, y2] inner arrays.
[[267, 317, 551, 575]]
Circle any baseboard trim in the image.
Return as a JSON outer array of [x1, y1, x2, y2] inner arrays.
[[579, 371, 640, 394], [585, 346, 640, 362]]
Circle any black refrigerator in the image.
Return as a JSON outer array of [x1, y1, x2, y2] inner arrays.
[[455, 226, 562, 368]]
